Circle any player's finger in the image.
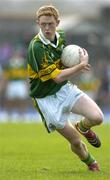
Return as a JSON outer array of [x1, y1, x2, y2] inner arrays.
[[85, 64, 91, 71], [79, 48, 82, 55], [86, 63, 91, 68], [82, 48, 88, 56]]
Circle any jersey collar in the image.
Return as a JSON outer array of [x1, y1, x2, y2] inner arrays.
[[38, 29, 60, 48]]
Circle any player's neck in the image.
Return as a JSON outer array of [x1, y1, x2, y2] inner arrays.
[[51, 35, 57, 45]]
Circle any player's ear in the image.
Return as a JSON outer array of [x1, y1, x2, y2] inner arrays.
[[36, 19, 39, 25], [56, 19, 60, 26]]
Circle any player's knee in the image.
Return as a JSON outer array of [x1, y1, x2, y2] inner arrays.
[[92, 111, 104, 125]]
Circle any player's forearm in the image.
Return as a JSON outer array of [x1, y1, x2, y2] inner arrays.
[[54, 63, 85, 83]]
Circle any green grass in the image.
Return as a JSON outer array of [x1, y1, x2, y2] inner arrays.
[[0, 123, 110, 180]]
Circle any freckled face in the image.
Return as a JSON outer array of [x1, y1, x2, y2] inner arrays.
[[37, 15, 60, 41]]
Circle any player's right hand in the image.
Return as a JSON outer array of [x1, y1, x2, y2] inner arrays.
[[79, 48, 89, 67], [81, 63, 91, 73]]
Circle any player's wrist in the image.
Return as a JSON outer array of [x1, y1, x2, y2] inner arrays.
[[80, 61, 88, 68]]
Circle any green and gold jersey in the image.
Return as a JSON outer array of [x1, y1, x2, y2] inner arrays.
[[27, 29, 67, 98]]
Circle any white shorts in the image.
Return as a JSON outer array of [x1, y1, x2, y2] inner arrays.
[[35, 82, 84, 133]]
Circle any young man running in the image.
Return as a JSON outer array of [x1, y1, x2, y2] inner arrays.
[[27, 5, 104, 171]]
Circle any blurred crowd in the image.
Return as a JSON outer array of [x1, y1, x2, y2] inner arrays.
[[0, 31, 40, 122], [0, 12, 110, 122]]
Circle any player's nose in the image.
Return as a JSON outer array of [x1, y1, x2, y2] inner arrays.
[[45, 24, 50, 30]]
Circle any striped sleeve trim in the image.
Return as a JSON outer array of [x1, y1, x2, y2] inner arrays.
[[40, 68, 61, 82], [28, 63, 61, 81], [27, 64, 39, 79]]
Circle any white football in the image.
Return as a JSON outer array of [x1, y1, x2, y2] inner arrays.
[[61, 44, 83, 67]]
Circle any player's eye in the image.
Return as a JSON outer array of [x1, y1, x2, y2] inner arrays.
[[41, 23, 54, 27], [49, 23, 53, 26], [41, 23, 46, 27]]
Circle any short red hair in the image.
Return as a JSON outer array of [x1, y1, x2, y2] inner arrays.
[[36, 5, 59, 21]]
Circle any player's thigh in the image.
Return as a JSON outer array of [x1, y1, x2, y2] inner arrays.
[[71, 94, 103, 119], [56, 121, 80, 144]]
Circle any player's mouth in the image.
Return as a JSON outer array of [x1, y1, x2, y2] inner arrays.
[[45, 31, 51, 35]]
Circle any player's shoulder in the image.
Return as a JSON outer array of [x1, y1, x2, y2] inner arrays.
[[28, 34, 43, 50]]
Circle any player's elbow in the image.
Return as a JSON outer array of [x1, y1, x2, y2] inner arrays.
[[53, 76, 64, 84]]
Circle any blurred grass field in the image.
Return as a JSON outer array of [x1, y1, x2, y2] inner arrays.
[[0, 122, 110, 180]]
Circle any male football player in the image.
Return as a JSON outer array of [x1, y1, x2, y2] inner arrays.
[[27, 5, 104, 171]]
